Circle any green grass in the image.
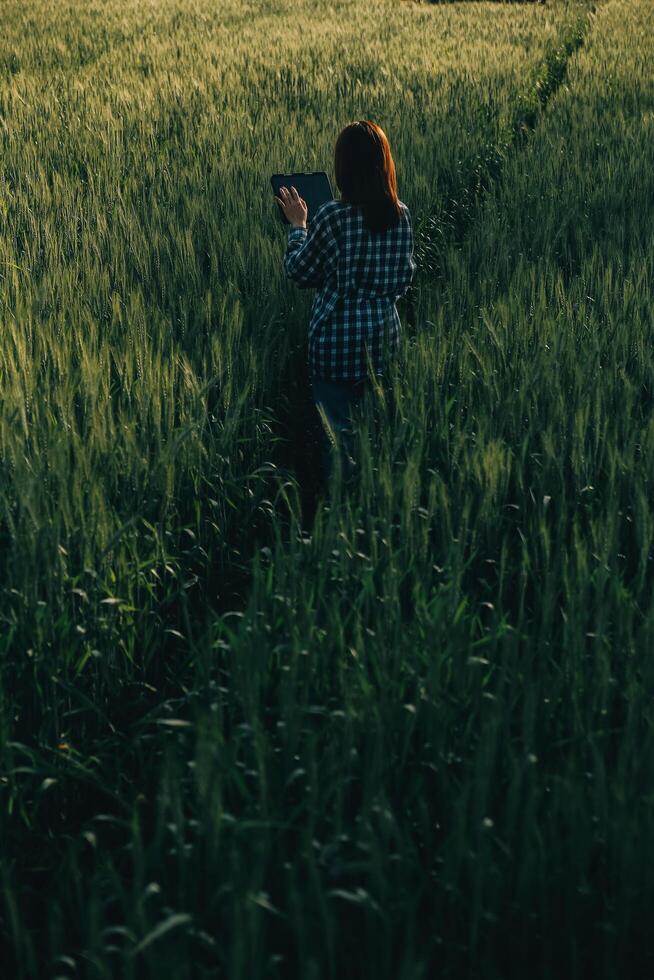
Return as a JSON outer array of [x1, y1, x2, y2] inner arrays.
[[0, 0, 580, 654], [4, 0, 654, 977]]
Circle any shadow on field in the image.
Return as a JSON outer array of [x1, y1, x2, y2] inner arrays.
[[269, 342, 327, 531], [269, 339, 400, 536]]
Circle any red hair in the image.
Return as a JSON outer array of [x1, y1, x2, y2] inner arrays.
[[334, 120, 401, 234]]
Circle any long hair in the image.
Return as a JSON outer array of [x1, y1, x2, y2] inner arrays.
[[334, 120, 401, 234]]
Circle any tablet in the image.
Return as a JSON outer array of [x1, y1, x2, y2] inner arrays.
[[271, 171, 334, 225]]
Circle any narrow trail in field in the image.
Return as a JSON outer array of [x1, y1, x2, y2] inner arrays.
[[408, 1, 596, 318], [178, 2, 601, 651], [172, 0, 601, 638], [273, 2, 598, 534]]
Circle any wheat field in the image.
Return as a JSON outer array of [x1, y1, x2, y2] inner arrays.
[[2, 1, 654, 977]]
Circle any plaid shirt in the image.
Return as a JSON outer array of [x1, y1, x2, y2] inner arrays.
[[283, 200, 416, 380]]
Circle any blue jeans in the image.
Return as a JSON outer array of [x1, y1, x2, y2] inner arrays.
[[310, 375, 372, 483]]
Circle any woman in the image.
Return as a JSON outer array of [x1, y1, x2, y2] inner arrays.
[[276, 120, 416, 484]]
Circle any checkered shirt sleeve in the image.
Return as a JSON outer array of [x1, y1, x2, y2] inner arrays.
[[283, 209, 336, 288]]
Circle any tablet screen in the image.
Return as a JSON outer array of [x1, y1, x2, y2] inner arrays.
[[271, 172, 334, 225]]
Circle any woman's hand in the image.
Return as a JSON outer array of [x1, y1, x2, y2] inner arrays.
[[275, 185, 308, 229]]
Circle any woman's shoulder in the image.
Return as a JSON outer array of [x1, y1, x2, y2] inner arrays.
[[315, 199, 348, 220], [312, 198, 348, 233]]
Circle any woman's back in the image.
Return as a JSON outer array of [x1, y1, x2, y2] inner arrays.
[[327, 199, 413, 299], [284, 198, 415, 380]]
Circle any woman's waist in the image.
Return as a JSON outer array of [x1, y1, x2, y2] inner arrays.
[[311, 290, 399, 319], [309, 300, 400, 336]]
